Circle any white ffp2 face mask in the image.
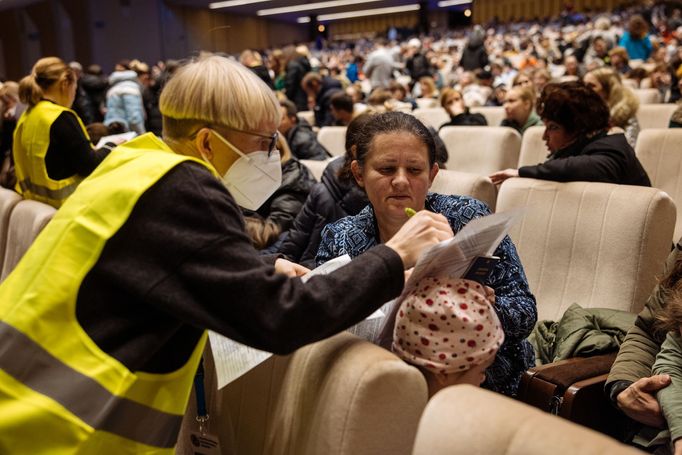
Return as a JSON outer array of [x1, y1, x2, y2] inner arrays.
[[210, 129, 282, 211]]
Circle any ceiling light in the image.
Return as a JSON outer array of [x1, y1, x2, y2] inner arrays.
[[315, 4, 420, 21], [437, 0, 471, 6], [257, 0, 382, 16], [209, 0, 271, 9], [297, 17, 311, 23]]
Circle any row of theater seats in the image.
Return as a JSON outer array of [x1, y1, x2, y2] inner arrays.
[[310, 124, 682, 240], [178, 176, 672, 454], [0, 188, 55, 283]]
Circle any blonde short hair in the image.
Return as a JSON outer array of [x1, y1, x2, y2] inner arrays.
[[159, 55, 279, 140]]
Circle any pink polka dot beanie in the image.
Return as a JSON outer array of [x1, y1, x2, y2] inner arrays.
[[392, 277, 504, 375]]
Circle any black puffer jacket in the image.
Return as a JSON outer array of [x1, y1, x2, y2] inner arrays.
[[242, 158, 316, 248], [80, 73, 108, 122], [518, 132, 651, 186], [285, 56, 312, 112], [314, 77, 343, 127], [273, 158, 368, 268], [285, 119, 330, 160]]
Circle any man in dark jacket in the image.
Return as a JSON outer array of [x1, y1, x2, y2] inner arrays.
[[279, 100, 330, 160], [301, 72, 343, 127], [284, 46, 311, 112], [460, 26, 489, 71]]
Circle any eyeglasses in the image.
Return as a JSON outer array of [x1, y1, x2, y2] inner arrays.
[[220, 125, 279, 156]]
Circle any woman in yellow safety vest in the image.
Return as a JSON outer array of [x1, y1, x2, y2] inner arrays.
[[13, 56, 110, 208], [0, 55, 453, 454]]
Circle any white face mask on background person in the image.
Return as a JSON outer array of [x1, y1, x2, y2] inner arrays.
[[209, 129, 282, 211]]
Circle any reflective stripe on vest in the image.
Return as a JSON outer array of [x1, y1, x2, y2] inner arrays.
[[0, 321, 181, 448], [18, 178, 79, 201]]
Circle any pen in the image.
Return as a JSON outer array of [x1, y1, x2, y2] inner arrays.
[[405, 207, 416, 218]]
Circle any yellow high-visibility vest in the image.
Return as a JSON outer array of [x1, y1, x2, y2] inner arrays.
[[0, 133, 213, 454], [13, 100, 90, 208]]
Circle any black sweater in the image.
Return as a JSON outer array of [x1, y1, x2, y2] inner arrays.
[[76, 161, 402, 374]]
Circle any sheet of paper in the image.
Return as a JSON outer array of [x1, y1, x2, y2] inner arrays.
[[95, 131, 137, 148], [208, 331, 272, 389]]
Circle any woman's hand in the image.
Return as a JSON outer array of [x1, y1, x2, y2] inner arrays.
[[274, 258, 310, 277], [674, 438, 682, 455], [489, 168, 519, 185], [616, 375, 671, 428], [385, 210, 454, 269]]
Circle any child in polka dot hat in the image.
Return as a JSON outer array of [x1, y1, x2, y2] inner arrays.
[[392, 276, 504, 396]]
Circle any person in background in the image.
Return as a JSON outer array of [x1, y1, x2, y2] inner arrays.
[[316, 111, 537, 397], [0, 55, 454, 453], [438, 87, 487, 129], [619, 14, 653, 61], [490, 81, 650, 187], [532, 68, 553, 95], [242, 134, 315, 250], [278, 99, 329, 160], [330, 92, 354, 126], [609, 46, 633, 75], [13, 57, 111, 208], [393, 277, 505, 397], [500, 85, 542, 135], [68, 61, 97, 126], [301, 72, 343, 127], [80, 64, 108, 123], [104, 61, 146, 135], [0, 82, 24, 189], [583, 67, 641, 147], [283, 45, 312, 112], [240, 49, 275, 90], [364, 39, 398, 89]]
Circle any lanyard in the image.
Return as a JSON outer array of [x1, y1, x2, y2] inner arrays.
[[194, 358, 209, 434]]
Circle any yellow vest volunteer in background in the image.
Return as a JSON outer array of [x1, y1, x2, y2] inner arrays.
[[0, 56, 453, 453], [13, 57, 110, 208]]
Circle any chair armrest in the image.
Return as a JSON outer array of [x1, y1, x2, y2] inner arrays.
[[527, 352, 617, 389]]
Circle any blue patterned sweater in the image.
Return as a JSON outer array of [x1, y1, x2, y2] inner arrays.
[[316, 193, 537, 396]]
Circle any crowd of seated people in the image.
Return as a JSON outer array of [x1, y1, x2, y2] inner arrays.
[[2, 2, 682, 452]]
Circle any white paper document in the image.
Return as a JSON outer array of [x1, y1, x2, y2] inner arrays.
[[95, 131, 137, 148]]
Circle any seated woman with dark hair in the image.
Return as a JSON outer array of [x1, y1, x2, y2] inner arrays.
[[490, 81, 651, 187], [316, 111, 537, 397], [438, 87, 487, 129]]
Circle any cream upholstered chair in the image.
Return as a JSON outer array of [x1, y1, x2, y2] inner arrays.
[[633, 88, 662, 104], [635, 128, 682, 241], [517, 125, 549, 168], [636, 104, 678, 130], [177, 332, 428, 455], [317, 126, 347, 157], [412, 385, 643, 455], [297, 110, 315, 126], [1, 199, 56, 281], [300, 157, 337, 182], [414, 97, 438, 109], [496, 178, 675, 321], [470, 105, 506, 126], [430, 169, 497, 211], [0, 188, 22, 280], [439, 126, 521, 175], [412, 107, 449, 130]]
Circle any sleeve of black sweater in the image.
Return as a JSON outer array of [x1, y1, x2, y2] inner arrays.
[[518, 149, 625, 183], [44, 111, 110, 180], [91, 162, 405, 355]]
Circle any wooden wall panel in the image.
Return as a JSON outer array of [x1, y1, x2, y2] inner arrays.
[[474, 0, 643, 24]]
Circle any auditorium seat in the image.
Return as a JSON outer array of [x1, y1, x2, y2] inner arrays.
[[430, 169, 497, 211], [1, 199, 56, 281], [414, 98, 438, 109], [496, 178, 674, 321], [300, 157, 337, 182], [517, 125, 548, 168], [635, 128, 682, 240], [0, 188, 22, 279], [317, 126, 347, 157], [636, 104, 678, 129], [297, 110, 315, 126], [633, 88, 662, 104], [177, 332, 428, 455], [470, 105, 506, 126], [439, 126, 521, 175], [411, 385, 643, 455], [412, 107, 449, 130]]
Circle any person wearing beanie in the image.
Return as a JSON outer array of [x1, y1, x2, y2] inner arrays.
[[392, 277, 505, 397]]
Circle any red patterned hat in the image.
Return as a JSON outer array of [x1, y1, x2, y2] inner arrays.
[[392, 277, 504, 375]]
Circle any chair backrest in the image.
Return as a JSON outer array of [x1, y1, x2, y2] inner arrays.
[[635, 128, 682, 241], [470, 106, 506, 127], [633, 88, 662, 104], [439, 126, 521, 175], [430, 169, 497, 211], [178, 332, 428, 455], [297, 110, 315, 126], [636, 104, 678, 130], [412, 107, 450, 130], [1, 199, 56, 281], [496, 178, 675, 321], [415, 98, 438, 109], [0, 188, 23, 278], [411, 385, 643, 455], [300, 157, 337, 183], [317, 126, 347, 157], [517, 125, 549, 168]]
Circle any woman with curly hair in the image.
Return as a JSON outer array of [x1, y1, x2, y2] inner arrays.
[[489, 81, 650, 187]]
